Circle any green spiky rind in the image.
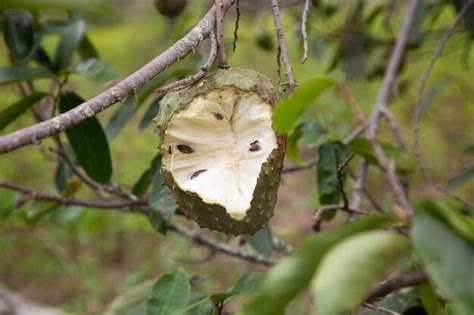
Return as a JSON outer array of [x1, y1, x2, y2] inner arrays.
[[155, 68, 285, 235], [161, 144, 283, 235], [155, 68, 279, 142]]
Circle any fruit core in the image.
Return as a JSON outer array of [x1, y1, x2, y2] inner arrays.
[[162, 87, 278, 220]]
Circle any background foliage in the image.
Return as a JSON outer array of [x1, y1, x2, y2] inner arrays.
[[0, 0, 473, 314]]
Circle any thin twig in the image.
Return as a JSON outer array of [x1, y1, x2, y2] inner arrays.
[[156, 31, 218, 93], [0, 0, 235, 154], [367, 270, 427, 302], [0, 182, 146, 210], [169, 224, 276, 266], [300, 0, 311, 63], [337, 154, 355, 210], [348, 170, 386, 213], [381, 107, 406, 151], [270, 0, 297, 94], [413, 0, 473, 179], [215, 0, 229, 68], [350, 161, 368, 208], [232, 0, 240, 52]]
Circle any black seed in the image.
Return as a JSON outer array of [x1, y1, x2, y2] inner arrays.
[[213, 112, 224, 120], [249, 140, 261, 152], [177, 144, 194, 154], [191, 169, 207, 179], [168, 146, 172, 154]]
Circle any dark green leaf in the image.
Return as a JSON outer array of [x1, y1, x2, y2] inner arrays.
[[446, 165, 474, 191], [147, 269, 190, 315], [54, 19, 87, 71], [412, 212, 474, 315], [78, 35, 99, 60], [32, 46, 54, 70], [311, 231, 409, 315], [2, 9, 35, 61], [317, 141, 349, 205], [132, 155, 161, 197], [0, 67, 53, 85], [59, 91, 112, 183], [0, 92, 47, 130], [74, 58, 117, 83], [138, 95, 163, 132], [185, 292, 212, 315], [106, 94, 136, 140], [273, 77, 335, 133], [148, 157, 176, 234], [348, 137, 416, 174], [240, 216, 391, 315], [244, 228, 273, 257]]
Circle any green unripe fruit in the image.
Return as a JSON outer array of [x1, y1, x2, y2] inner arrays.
[[154, 0, 187, 18], [155, 68, 286, 235]]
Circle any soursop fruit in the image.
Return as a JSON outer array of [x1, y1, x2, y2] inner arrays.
[[155, 68, 286, 235]]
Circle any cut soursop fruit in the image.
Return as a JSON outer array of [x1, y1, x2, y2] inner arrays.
[[155, 68, 286, 235]]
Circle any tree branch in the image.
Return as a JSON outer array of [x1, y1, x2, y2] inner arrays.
[[300, 0, 311, 63], [367, 270, 427, 302], [0, 0, 235, 154], [0, 181, 275, 266], [215, 0, 230, 68], [270, 0, 297, 94], [0, 182, 146, 210], [169, 224, 276, 266]]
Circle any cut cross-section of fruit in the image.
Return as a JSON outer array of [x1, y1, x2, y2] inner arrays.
[[155, 68, 286, 235]]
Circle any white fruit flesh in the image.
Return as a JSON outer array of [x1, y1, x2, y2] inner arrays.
[[162, 87, 278, 220]]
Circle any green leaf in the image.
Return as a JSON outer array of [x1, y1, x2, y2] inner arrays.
[[0, 66, 53, 85], [106, 94, 136, 140], [78, 35, 99, 60], [244, 228, 273, 257], [446, 165, 474, 191], [210, 273, 262, 304], [419, 283, 445, 315], [138, 95, 163, 132], [59, 91, 112, 183], [147, 269, 190, 315], [310, 231, 409, 315], [54, 19, 87, 71], [2, 9, 35, 61], [148, 157, 176, 234], [239, 216, 391, 315], [75, 58, 117, 83], [285, 128, 304, 165], [317, 141, 349, 205], [419, 200, 474, 245], [348, 137, 416, 174], [412, 212, 474, 315], [132, 155, 161, 197], [273, 77, 335, 133], [0, 92, 47, 130]]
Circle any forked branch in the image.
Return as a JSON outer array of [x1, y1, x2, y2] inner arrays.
[[0, 0, 235, 154]]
